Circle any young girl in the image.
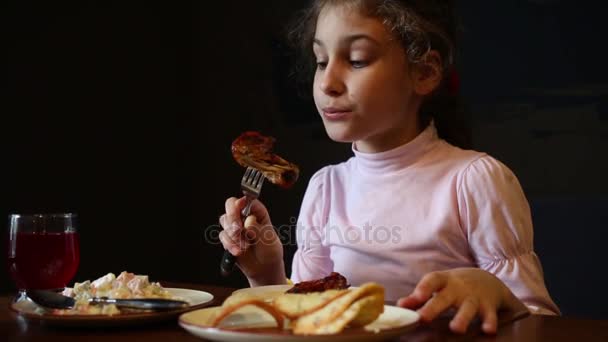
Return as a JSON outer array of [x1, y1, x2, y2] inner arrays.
[[219, 0, 559, 334]]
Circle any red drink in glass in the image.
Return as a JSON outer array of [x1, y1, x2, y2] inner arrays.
[[6, 213, 80, 292], [7, 231, 80, 289]]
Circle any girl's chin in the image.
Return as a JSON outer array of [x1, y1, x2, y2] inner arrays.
[[323, 127, 359, 143]]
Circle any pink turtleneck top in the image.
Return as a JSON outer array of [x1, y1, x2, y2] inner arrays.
[[290, 123, 559, 315]]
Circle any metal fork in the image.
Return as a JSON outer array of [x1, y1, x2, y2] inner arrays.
[[220, 167, 265, 277]]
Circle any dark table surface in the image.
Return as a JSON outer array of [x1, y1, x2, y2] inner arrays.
[[3, 282, 607, 342]]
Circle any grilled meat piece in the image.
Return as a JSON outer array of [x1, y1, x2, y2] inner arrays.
[[286, 272, 350, 294], [231, 131, 299, 189]]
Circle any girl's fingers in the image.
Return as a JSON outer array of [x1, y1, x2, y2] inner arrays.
[[219, 214, 231, 231], [479, 303, 498, 334], [224, 197, 245, 238], [396, 295, 423, 309], [243, 216, 258, 242], [219, 230, 241, 256], [245, 229, 256, 241], [417, 290, 455, 322], [248, 199, 268, 221], [398, 272, 448, 309], [449, 297, 479, 334], [219, 226, 249, 255], [408, 272, 448, 306]]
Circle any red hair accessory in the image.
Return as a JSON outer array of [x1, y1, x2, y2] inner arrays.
[[446, 68, 460, 96]]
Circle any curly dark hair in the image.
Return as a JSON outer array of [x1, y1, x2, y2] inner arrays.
[[287, 0, 471, 149]]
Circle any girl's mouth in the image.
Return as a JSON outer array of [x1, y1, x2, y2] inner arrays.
[[322, 107, 353, 121]]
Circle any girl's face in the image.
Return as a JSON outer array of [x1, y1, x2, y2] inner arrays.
[[312, 5, 423, 153]]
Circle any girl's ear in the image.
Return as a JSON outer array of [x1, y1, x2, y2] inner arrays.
[[411, 50, 443, 96]]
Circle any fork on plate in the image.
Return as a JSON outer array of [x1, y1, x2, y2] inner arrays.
[[220, 167, 265, 277]]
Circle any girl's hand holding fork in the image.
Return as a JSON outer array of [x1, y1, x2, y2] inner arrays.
[[219, 196, 286, 286]]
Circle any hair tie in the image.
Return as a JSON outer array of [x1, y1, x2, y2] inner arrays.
[[446, 68, 460, 96]]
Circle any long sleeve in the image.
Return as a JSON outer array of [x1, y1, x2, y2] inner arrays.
[[290, 169, 333, 283], [458, 156, 560, 315]]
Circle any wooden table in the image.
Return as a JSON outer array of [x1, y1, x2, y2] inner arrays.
[[3, 283, 607, 342]]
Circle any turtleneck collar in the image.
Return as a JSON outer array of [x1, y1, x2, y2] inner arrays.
[[352, 122, 439, 175]]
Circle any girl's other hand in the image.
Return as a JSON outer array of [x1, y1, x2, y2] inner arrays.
[[218, 197, 286, 286], [396, 268, 527, 334]]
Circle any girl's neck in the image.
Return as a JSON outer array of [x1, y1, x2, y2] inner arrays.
[[354, 116, 423, 153]]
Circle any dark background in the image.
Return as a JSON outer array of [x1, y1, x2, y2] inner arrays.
[[3, 0, 607, 319]]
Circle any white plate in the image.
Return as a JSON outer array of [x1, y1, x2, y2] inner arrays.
[[179, 304, 419, 342], [11, 288, 214, 327]]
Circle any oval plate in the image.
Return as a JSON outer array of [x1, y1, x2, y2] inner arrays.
[[179, 304, 419, 342], [10, 288, 214, 327]]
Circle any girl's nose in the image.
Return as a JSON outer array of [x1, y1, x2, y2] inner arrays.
[[319, 63, 346, 96]]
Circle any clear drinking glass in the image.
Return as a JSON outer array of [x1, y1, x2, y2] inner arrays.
[[6, 213, 80, 299]]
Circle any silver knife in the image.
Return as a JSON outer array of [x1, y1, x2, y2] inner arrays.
[[27, 290, 189, 311]]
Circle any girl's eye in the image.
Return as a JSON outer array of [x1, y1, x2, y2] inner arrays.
[[316, 61, 328, 70], [350, 60, 368, 68]]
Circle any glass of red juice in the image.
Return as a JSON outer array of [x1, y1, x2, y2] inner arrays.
[[6, 213, 80, 297]]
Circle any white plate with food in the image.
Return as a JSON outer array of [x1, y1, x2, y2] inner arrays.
[[10, 272, 214, 327], [179, 303, 419, 342], [179, 278, 419, 342]]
